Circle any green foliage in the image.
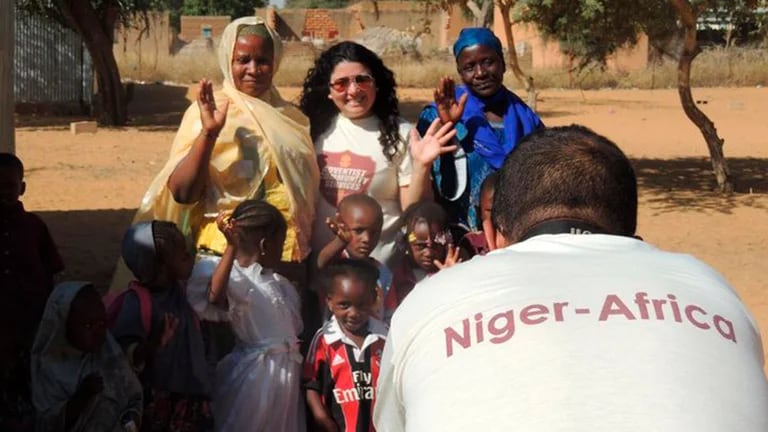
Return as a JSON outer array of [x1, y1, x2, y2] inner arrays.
[[699, 0, 768, 45], [516, 0, 679, 68], [178, 0, 265, 17], [16, 0, 154, 31], [149, 0, 267, 30], [516, 0, 766, 68], [284, 0, 348, 8]]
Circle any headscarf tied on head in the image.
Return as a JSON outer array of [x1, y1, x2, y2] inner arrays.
[[218, 16, 283, 85], [440, 27, 543, 170], [453, 27, 503, 59], [109, 17, 319, 293], [31, 282, 143, 432], [122, 221, 158, 284]]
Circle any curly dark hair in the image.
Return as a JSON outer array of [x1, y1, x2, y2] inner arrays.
[[300, 41, 402, 161]]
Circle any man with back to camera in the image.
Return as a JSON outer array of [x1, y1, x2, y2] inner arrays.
[[373, 125, 768, 431]]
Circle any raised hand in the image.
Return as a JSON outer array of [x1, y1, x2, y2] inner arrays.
[[197, 79, 229, 138], [216, 211, 237, 246], [434, 77, 468, 125], [326, 215, 352, 243], [409, 118, 458, 167], [434, 244, 462, 270]]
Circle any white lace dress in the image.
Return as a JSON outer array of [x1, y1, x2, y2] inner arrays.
[[188, 258, 305, 432]]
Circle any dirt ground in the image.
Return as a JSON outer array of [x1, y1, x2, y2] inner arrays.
[[14, 84, 768, 362]]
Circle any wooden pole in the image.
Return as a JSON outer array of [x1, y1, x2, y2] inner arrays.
[[0, 0, 15, 154]]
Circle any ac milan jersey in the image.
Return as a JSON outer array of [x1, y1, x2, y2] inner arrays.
[[304, 316, 388, 432]]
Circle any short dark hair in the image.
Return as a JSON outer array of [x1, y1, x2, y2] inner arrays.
[[323, 258, 379, 296], [0, 153, 24, 179], [402, 201, 448, 233], [492, 125, 637, 241], [338, 193, 384, 224]]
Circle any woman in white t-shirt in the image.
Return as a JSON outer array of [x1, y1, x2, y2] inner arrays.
[[300, 41, 457, 266]]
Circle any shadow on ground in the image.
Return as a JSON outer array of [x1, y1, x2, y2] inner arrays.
[[34, 159, 766, 290], [39, 209, 136, 290], [127, 83, 191, 129], [632, 157, 768, 214], [14, 83, 191, 131]]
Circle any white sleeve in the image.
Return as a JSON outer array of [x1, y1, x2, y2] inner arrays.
[[397, 120, 413, 187], [374, 328, 406, 432], [186, 255, 230, 322]]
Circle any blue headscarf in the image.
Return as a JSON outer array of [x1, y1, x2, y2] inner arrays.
[[455, 85, 542, 169], [453, 27, 503, 59], [449, 28, 541, 169]]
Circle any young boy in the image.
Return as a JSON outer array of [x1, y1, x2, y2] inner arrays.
[[317, 193, 392, 321], [458, 172, 499, 258], [0, 153, 63, 430], [0, 153, 64, 344], [304, 259, 388, 432]]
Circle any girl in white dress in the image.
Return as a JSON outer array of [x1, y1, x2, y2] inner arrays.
[[188, 200, 304, 431]]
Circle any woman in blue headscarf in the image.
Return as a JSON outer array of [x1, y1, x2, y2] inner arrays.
[[417, 27, 544, 233]]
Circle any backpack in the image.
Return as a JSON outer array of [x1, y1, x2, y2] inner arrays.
[[104, 281, 153, 335]]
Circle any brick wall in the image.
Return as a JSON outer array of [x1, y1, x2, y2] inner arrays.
[[256, 2, 475, 51], [302, 9, 340, 39], [179, 16, 231, 42]]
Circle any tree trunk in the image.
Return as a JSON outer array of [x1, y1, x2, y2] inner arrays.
[[59, 0, 127, 126], [670, 0, 732, 192], [480, 0, 493, 28], [497, 0, 537, 111], [0, 0, 14, 153], [466, 0, 493, 28], [466, 0, 484, 27]]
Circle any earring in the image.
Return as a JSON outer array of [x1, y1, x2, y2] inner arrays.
[[259, 238, 267, 257]]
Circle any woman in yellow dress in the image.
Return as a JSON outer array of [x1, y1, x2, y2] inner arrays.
[[112, 16, 319, 361], [116, 16, 318, 283]]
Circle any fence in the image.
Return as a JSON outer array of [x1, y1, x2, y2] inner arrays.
[[14, 12, 93, 112]]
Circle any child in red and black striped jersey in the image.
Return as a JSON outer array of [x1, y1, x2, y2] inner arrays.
[[316, 194, 392, 323], [304, 260, 387, 432]]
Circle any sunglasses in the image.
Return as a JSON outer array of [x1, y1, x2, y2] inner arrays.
[[329, 74, 375, 92]]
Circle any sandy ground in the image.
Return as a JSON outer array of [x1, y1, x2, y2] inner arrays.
[[14, 84, 768, 362]]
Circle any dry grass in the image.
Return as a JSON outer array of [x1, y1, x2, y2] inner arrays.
[[530, 47, 768, 90], [116, 49, 223, 84], [116, 45, 768, 90]]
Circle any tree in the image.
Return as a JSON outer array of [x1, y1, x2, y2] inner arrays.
[[465, 0, 493, 27], [285, 0, 348, 8], [17, 0, 155, 126], [495, 0, 537, 110], [179, 0, 265, 17], [518, 0, 752, 192]]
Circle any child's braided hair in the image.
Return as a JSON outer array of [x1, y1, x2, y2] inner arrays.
[[230, 199, 287, 238], [151, 221, 184, 260]]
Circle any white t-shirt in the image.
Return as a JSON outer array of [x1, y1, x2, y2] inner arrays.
[[312, 115, 413, 264], [374, 234, 768, 432]]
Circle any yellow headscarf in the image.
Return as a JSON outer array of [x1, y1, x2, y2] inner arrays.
[[110, 16, 319, 292]]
